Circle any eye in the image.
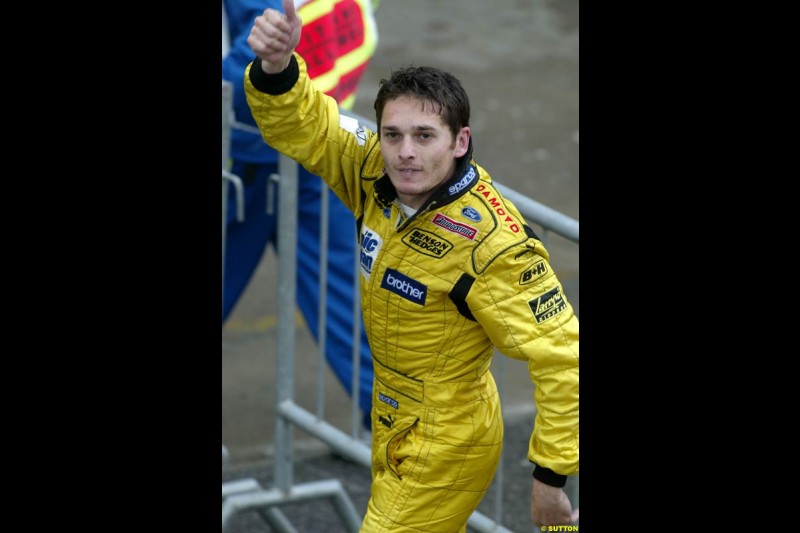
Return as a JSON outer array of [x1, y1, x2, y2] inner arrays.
[[417, 132, 432, 140]]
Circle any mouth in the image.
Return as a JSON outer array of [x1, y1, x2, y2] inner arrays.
[[395, 167, 421, 177]]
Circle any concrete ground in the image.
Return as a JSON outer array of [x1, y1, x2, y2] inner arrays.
[[222, 1, 578, 531]]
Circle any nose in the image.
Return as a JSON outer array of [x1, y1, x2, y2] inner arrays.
[[398, 137, 415, 159]]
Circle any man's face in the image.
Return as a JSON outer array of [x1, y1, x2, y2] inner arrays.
[[379, 96, 470, 210]]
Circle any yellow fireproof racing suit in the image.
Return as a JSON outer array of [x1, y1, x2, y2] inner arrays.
[[245, 53, 579, 532]]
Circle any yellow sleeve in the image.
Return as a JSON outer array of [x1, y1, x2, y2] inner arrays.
[[470, 240, 579, 475]]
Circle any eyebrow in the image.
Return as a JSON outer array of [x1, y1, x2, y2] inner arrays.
[[382, 125, 437, 132]]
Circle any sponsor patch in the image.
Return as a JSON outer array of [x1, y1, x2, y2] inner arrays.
[[528, 286, 567, 323], [448, 165, 477, 196], [381, 268, 427, 305], [462, 206, 482, 222], [360, 225, 382, 280], [432, 213, 478, 240], [475, 184, 521, 233], [378, 392, 399, 409], [520, 260, 548, 285], [402, 228, 453, 258], [383, 208, 391, 219], [339, 114, 367, 146]]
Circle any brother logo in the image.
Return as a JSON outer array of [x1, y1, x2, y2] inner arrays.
[[380, 269, 427, 305]]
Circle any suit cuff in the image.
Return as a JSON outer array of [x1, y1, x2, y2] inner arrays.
[[532, 464, 568, 488], [248, 54, 299, 95]]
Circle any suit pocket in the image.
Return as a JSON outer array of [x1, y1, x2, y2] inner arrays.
[[385, 416, 420, 479]]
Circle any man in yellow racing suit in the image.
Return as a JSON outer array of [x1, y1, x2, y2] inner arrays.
[[243, 2, 578, 530]]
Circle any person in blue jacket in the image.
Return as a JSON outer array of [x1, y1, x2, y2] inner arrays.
[[222, 0, 380, 429]]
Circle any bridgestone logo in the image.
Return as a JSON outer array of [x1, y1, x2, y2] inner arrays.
[[432, 213, 477, 240], [380, 269, 427, 305]]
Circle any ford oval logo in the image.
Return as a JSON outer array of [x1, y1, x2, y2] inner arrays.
[[462, 207, 482, 222]]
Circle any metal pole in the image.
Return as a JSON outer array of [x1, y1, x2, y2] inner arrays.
[[351, 225, 362, 439], [316, 184, 330, 419], [494, 182, 579, 243], [222, 81, 232, 321], [274, 154, 299, 492]]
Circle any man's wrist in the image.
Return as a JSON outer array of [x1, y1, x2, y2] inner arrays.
[[262, 56, 291, 74]]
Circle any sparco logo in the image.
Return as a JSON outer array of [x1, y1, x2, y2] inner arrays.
[[432, 213, 478, 240], [475, 184, 521, 233], [448, 165, 477, 196], [520, 260, 548, 285], [378, 392, 399, 409], [402, 228, 453, 257], [528, 286, 567, 323], [380, 269, 427, 305], [360, 225, 382, 281]]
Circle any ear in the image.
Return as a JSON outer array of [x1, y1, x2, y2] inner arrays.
[[453, 127, 471, 158]]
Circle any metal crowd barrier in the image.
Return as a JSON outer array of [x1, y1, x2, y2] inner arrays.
[[221, 80, 241, 472], [221, 82, 579, 532]]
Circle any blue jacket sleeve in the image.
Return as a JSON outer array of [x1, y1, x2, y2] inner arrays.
[[222, 0, 284, 164]]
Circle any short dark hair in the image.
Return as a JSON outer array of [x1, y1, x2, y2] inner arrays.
[[374, 65, 470, 139]]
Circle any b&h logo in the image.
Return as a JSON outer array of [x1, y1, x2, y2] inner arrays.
[[520, 260, 548, 285]]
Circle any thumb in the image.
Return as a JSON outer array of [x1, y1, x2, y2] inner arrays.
[[283, 0, 300, 24], [570, 508, 580, 523]]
